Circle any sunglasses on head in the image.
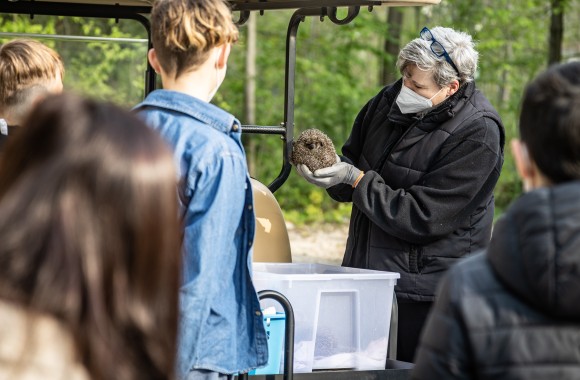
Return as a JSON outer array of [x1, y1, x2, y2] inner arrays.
[[420, 27, 460, 76]]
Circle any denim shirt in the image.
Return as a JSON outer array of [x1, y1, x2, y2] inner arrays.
[[134, 90, 268, 377]]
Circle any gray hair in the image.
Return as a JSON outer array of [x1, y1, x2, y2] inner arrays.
[[396, 26, 478, 87]]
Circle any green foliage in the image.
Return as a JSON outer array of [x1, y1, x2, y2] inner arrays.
[[282, 185, 352, 225], [0, 15, 148, 107], [2, 1, 579, 225], [64, 20, 148, 106], [222, 11, 389, 224], [220, 1, 580, 223]]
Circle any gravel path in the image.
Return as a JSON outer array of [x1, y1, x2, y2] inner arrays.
[[286, 222, 349, 265]]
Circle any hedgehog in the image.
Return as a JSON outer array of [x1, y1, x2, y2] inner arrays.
[[291, 128, 337, 172]]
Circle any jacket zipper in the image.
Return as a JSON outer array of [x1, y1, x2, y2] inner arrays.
[[409, 245, 419, 273], [344, 210, 361, 266], [374, 115, 423, 173], [350, 115, 424, 268]]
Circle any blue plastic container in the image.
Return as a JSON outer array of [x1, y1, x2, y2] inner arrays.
[[250, 311, 286, 375]]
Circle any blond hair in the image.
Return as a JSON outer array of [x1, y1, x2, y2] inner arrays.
[[151, 0, 238, 78], [0, 39, 64, 108]]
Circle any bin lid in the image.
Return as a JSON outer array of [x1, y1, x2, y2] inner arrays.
[[253, 262, 400, 280]]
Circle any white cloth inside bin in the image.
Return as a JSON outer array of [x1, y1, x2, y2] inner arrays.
[[313, 336, 388, 370]]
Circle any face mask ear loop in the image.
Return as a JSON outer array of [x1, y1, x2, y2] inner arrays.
[[215, 49, 220, 89], [208, 48, 222, 102], [429, 86, 445, 101]]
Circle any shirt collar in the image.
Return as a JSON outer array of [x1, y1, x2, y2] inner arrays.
[[136, 90, 240, 134]]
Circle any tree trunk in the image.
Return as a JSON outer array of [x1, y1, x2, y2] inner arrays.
[[381, 7, 403, 85], [244, 12, 257, 176], [497, 31, 513, 106], [548, 0, 564, 65]]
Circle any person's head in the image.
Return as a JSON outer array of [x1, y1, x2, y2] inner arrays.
[[512, 61, 580, 191], [148, 0, 238, 100], [0, 93, 181, 380], [0, 39, 64, 125], [396, 26, 478, 110]]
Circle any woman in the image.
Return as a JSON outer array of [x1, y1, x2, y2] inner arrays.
[[0, 93, 181, 380], [297, 26, 505, 362]]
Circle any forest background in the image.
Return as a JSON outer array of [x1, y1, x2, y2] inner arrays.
[[1, 0, 579, 226]]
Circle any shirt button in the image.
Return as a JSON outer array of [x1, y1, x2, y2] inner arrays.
[[248, 205, 253, 211], [232, 124, 239, 132], [255, 310, 262, 316]]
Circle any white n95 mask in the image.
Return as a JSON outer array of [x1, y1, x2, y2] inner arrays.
[[396, 84, 443, 114]]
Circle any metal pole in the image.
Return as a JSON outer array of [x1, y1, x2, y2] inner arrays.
[[258, 290, 295, 380], [269, 8, 326, 193]]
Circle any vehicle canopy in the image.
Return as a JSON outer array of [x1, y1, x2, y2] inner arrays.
[[3, 0, 438, 9]]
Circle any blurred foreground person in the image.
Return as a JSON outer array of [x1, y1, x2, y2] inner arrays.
[[413, 61, 580, 379], [0, 93, 181, 380]]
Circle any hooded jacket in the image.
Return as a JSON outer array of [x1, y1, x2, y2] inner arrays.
[[412, 182, 580, 379], [327, 79, 505, 302]]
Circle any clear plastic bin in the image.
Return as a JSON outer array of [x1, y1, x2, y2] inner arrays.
[[252, 263, 399, 373]]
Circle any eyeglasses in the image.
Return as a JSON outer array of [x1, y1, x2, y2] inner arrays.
[[420, 27, 460, 76]]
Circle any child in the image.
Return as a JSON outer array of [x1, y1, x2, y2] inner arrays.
[[133, 1, 268, 379], [0, 39, 64, 150]]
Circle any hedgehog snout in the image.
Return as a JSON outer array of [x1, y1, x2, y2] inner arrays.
[[307, 141, 322, 150]]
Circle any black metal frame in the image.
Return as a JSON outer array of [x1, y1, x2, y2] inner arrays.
[[244, 6, 365, 192], [0, 1, 157, 95], [238, 290, 296, 380]]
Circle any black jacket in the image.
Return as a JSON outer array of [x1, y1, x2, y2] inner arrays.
[[328, 80, 504, 301], [413, 182, 580, 379], [0, 125, 19, 153]]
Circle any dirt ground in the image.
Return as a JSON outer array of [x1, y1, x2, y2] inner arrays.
[[285, 222, 349, 265]]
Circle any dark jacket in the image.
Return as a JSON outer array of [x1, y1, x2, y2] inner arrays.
[[327, 79, 504, 302], [412, 182, 580, 379], [0, 124, 19, 153]]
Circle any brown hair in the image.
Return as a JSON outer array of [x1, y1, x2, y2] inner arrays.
[[0, 93, 180, 380], [0, 39, 64, 107], [151, 0, 238, 78]]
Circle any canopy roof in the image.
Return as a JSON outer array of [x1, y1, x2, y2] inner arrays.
[[5, 0, 440, 12]]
